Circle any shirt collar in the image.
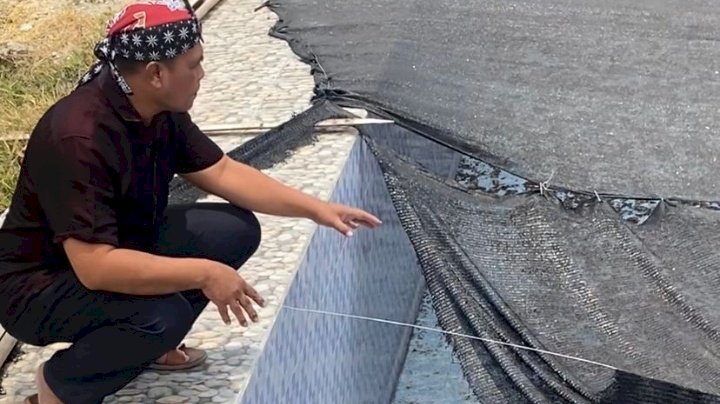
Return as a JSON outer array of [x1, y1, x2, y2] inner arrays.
[[98, 67, 142, 123]]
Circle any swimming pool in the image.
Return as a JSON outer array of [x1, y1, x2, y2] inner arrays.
[[237, 124, 475, 403]]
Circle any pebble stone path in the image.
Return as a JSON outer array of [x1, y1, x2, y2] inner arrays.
[[190, 0, 314, 130], [0, 0, 360, 403]]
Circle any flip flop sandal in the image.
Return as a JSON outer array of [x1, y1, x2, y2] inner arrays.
[[147, 343, 208, 371]]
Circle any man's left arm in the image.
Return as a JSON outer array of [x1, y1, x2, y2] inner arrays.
[[182, 155, 382, 237]]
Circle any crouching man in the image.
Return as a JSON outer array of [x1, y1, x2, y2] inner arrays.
[[0, 1, 381, 403]]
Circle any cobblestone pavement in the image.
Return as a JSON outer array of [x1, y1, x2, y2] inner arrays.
[[190, 0, 315, 129], [0, 0, 353, 403]]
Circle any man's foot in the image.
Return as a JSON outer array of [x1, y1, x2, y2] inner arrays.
[[25, 363, 63, 404], [147, 343, 207, 371]]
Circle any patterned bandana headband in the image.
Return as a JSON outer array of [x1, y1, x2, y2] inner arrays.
[[78, 0, 203, 95]]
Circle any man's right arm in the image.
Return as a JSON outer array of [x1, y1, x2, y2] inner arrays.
[[63, 237, 213, 295], [63, 238, 264, 326], [34, 136, 214, 296], [33, 135, 262, 324]]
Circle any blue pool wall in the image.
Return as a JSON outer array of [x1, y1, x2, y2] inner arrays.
[[240, 131, 432, 404]]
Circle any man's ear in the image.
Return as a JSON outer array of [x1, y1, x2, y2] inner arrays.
[[145, 61, 164, 89]]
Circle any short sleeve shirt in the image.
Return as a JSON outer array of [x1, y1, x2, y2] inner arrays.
[[0, 67, 223, 308]]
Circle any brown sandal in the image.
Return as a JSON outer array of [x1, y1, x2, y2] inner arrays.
[[147, 343, 208, 371], [24, 394, 38, 404]]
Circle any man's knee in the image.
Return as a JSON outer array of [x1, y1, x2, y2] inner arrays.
[[126, 294, 195, 351], [213, 205, 261, 268], [161, 203, 262, 268], [237, 207, 261, 256]]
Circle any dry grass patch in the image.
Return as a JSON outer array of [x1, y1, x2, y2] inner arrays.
[[0, 2, 111, 136], [0, 138, 25, 210]]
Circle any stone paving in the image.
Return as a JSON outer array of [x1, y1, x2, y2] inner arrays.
[[190, 0, 315, 130], [0, 0, 356, 403]]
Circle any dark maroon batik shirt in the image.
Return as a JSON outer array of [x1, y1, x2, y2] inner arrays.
[[0, 67, 223, 311]]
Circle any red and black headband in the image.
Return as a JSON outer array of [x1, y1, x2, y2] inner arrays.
[[78, 0, 203, 95]]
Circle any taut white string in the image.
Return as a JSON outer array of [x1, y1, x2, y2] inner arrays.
[[538, 169, 556, 196], [282, 305, 617, 370]]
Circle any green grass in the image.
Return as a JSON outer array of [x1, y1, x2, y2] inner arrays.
[[0, 3, 118, 211]]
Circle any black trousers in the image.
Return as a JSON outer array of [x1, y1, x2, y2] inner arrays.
[[3, 203, 261, 404]]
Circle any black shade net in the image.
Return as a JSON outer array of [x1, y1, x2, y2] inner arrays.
[[266, 0, 720, 202]]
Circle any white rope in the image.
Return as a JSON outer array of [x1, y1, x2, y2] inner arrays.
[[314, 56, 329, 81], [538, 169, 556, 196], [282, 305, 617, 370]]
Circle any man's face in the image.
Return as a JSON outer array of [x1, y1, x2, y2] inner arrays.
[[151, 43, 205, 113]]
